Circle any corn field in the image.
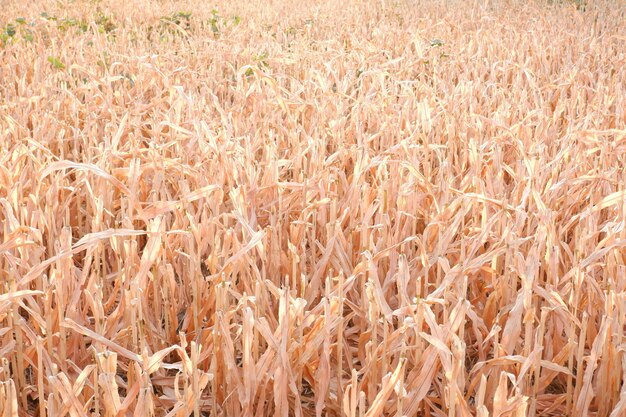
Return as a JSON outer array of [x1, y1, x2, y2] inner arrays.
[[1, 0, 625, 416]]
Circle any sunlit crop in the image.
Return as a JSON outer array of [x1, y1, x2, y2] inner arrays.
[[1, 0, 625, 416]]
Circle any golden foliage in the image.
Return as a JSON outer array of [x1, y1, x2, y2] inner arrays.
[[1, 0, 625, 416]]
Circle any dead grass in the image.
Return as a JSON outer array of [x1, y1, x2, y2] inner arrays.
[[1, 0, 625, 415]]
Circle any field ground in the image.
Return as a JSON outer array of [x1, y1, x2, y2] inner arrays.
[[1, 0, 626, 416]]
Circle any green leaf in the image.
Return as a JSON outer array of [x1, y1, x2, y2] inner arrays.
[[48, 56, 65, 69], [41, 12, 57, 21], [5, 24, 16, 37], [175, 11, 192, 20], [95, 12, 115, 33], [15, 17, 26, 25]]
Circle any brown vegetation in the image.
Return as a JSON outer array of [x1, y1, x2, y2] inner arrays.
[[1, 0, 625, 415]]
